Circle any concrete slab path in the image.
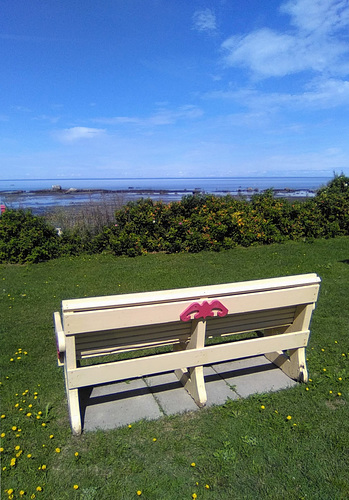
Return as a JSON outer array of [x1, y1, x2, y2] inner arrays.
[[80, 354, 297, 433]]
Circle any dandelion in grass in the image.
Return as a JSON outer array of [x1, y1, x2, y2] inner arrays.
[[191, 462, 196, 467], [1, 414, 5, 419], [49, 435, 54, 439], [137, 490, 142, 496], [338, 393, 342, 397], [286, 415, 292, 421], [1, 432, 6, 438], [36, 486, 42, 492], [260, 405, 265, 409], [19, 491, 25, 497], [73, 485, 79, 490], [55, 448, 61, 453], [205, 484, 210, 489], [192, 494, 198, 499]]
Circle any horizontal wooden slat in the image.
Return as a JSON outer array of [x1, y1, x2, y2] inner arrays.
[[206, 306, 296, 337], [63, 284, 319, 335], [62, 274, 320, 312], [68, 330, 310, 389]]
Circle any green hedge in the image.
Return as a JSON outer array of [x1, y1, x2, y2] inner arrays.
[[1, 175, 348, 263]]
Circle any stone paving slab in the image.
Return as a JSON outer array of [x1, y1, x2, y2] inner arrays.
[[212, 355, 297, 398], [80, 355, 297, 432], [81, 377, 162, 431]]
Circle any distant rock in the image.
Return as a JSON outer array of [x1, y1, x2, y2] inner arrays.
[[52, 185, 62, 191], [66, 187, 78, 193]]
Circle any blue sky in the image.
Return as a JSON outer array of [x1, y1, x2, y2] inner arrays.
[[1, 0, 348, 179]]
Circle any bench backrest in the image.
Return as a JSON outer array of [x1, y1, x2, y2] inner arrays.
[[60, 274, 320, 360]]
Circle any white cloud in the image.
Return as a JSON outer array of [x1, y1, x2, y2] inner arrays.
[[55, 126, 106, 143], [192, 9, 217, 34], [221, 0, 349, 78], [93, 105, 204, 127], [206, 78, 349, 110]]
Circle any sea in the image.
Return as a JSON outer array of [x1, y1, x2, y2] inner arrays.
[[0, 177, 332, 214]]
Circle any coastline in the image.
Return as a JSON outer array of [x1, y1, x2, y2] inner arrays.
[[0, 186, 317, 215]]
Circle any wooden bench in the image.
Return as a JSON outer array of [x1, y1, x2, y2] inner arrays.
[[54, 273, 320, 435]]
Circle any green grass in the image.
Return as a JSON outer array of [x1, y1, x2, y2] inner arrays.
[[1, 237, 349, 499]]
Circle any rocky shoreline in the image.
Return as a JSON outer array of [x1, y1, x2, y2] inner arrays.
[[0, 185, 317, 215]]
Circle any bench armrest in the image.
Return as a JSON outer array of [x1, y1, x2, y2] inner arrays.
[[54, 312, 66, 367]]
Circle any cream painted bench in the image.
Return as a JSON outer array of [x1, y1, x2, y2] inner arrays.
[[54, 273, 320, 435]]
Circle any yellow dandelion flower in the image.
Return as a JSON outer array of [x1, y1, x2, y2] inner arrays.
[[10, 457, 16, 466], [15, 403, 19, 408], [19, 491, 25, 497], [41, 423, 46, 427], [128, 424, 132, 428], [28, 404, 33, 408], [323, 368, 327, 372], [338, 377, 342, 381], [191, 462, 196, 467], [55, 448, 61, 453], [306, 387, 309, 391], [338, 392, 342, 397], [38, 411, 42, 415], [49, 435, 54, 439], [309, 378, 312, 382], [12, 426, 17, 431], [73, 485, 79, 490], [74, 452, 79, 457], [7, 489, 14, 495], [286, 415, 292, 420], [0, 447, 3, 452], [36, 486, 42, 492], [260, 405, 265, 409], [329, 390, 333, 394], [41, 465, 47, 470], [137, 490, 142, 496], [205, 484, 210, 489], [152, 438, 157, 442], [15, 445, 20, 450], [26, 412, 32, 417], [27, 454, 32, 458], [31, 494, 36, 499], [192, 494, 198, 499], [1, 432, 6, 437]]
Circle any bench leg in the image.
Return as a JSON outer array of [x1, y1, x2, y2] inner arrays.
[[66, 387, 82, 435], [265, 347, 308, 382], [174, 319, 207, 407], [64, 337, 82, 435]]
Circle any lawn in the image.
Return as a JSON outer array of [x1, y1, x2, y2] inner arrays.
[[1, 237, 348, 499]]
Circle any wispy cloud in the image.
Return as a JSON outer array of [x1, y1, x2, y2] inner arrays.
[[93, 105, 204, 127], [206, 78, 349, 111], [54, 127, 106, 143], [192, 9, 217, 34], [221, 0, 349, 78]]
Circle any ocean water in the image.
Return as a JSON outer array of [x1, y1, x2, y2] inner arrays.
[[0, 176, 332, 213]]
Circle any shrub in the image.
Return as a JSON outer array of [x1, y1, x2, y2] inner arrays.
[[0, 209, 60, 264]]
